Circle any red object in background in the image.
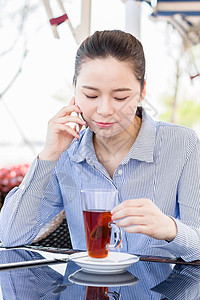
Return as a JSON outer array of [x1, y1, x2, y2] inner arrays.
[[190, 73, 200, 80], [0, 164, 29, 192], [49, 13, 68, 26], [0, 164, 30, 209]]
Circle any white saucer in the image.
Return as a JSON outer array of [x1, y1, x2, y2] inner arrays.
[[70, 252, 139, 274], [68, 268, 138, 287]]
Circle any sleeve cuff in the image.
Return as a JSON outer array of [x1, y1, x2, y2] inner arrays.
[[150, 218, 200, 262]]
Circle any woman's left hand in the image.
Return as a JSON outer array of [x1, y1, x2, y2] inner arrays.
[[111, 198, 177, 242]]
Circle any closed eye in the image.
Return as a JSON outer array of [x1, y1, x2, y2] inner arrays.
[[84, 94, 97, 99], [114, 97, 128, 101]]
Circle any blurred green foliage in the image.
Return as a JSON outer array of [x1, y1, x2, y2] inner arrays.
[[160, 95, 200, 129]]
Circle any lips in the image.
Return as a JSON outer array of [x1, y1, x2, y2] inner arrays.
[[95, 121, 115, 128]]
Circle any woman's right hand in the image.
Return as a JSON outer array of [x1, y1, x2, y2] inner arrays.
[[39, 96, 86, 161]]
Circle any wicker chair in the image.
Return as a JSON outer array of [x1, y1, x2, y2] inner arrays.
[[31, 210, 72, 249]]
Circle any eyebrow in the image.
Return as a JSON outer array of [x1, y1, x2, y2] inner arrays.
[[82, 85, 132, 92]]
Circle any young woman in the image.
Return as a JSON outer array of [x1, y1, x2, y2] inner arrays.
[[0, 30, 199, 262]]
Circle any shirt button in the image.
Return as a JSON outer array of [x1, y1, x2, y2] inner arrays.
[[20, 185, 25, 191], [118, 169, 123, 175]]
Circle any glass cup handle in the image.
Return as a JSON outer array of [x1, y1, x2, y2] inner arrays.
[[107, 222, 122, 249], [105, 291, 120, 299]]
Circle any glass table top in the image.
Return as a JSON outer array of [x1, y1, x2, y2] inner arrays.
[[0, 246, 199, 299]]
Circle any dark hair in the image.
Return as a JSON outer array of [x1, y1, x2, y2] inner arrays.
[[73, 30, 145, 90]]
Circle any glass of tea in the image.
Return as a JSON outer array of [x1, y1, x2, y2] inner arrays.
[[84, 286, 109, 300], [81, 189, 122, 259], [85, 286, 120, 300]]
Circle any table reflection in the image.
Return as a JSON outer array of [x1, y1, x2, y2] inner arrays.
[[68, 268, 138, 287], [0, 249, 199, 299], [0, 249, 64, 299], [151, 264, 200, 300]]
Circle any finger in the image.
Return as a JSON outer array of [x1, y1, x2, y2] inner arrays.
[[111, 198, 151, 214], [75, 123, 85, 133], [111, 201, 129, 215], [116, 216, 146, 228], [112, 207, 143, 221], [111, 200, 142, 214], [124, 225, 147, 234], [72, 123, 77, 133], [69, 96, 75, 106], [78, 123, 84, 132], [69, 96, 82, 111], [57, 124, 80, 139], [57, 115, 86, 126], [71, 123, 83, 134], [54, 105, 82, 119]]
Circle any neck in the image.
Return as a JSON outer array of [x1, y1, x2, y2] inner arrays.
[[93, 116, 142, 158]]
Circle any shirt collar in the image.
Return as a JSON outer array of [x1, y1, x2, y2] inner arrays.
[[69, 127, 96, 164], [69, 108, 156, 164], [121, 108, 156, 164]]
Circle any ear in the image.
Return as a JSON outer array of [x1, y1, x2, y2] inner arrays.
[[139, 80, 146, 103]]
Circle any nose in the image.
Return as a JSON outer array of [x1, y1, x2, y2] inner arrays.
[[96, 97, 114, 116]]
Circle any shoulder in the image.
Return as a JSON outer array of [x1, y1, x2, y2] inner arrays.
[[156, 120, 198, 142], [155, 120, 199, 158]]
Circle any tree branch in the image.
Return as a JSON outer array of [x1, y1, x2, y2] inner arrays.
[[0, 46, 28, 100]]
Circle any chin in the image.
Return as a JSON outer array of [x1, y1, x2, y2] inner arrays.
[[95, 129, 123, 139]]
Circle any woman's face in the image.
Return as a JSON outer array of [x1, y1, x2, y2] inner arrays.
[[75, 57, 146, 139]]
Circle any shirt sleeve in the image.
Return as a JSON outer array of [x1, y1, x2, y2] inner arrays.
[[0, 157, 63, 247], [151, 134, 200, 262]]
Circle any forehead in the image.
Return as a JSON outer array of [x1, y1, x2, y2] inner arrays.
[[77, 57, 138, 87], [79, 56, 132, 73]]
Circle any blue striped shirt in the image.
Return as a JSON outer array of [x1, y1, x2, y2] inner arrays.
[[0, 108, 200, 262]]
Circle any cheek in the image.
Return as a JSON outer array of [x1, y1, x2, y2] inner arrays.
[[117, 103, 137, 123], [77, 99, 93, 121], [75, 96, 86, 112]]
